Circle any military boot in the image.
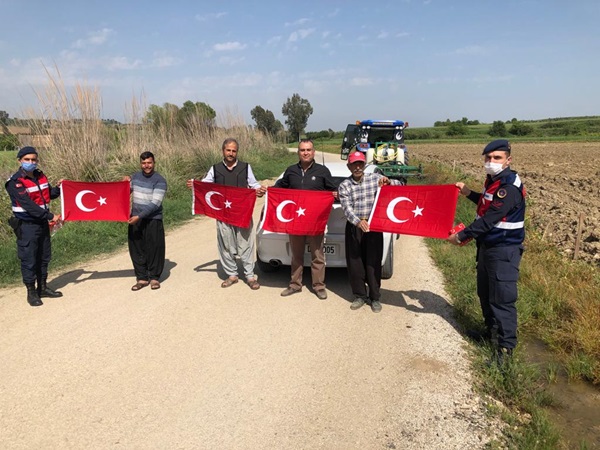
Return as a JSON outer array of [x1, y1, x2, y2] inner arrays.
[[38, 277, 63, 298], [496, 347, 514, 367], [26, 283, 43, 307]]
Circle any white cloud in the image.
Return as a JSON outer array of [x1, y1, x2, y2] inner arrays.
[[218, 56, 246, 65], [105, 56, 142, 71], [322, 31, 331, 39], [288, 28, 315, 42], [72, 28, 114, 49], [453, 45, 487, 56], [285, 18, 310, 27], [377, 31, 389, 39], [150, 55, 182, 68], [213, 41, 247, 51], [267, 36, 282, 45], [396, 32, 409, 38], [349, 77, 374, 86], [470, 74, 513, 83], [195, 12, 227, 22], [328, 8, 340, 18]]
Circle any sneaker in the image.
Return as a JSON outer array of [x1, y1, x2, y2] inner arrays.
[[280, 287, 301, 297], [350, 297, 366, 310], [316, 289, 327, 300], [370, 300, 382, 313]]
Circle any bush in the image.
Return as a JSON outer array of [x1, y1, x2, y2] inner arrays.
[[509, 121, 534, 136], [0, 134, 20, 151], [446, 122, 468, 136], [488, 120, 508, 137]]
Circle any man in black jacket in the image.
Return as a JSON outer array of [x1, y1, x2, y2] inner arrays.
[[275, 139, 337, 300]]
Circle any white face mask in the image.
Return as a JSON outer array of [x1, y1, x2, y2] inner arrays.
[[484, 161, 504, 176]]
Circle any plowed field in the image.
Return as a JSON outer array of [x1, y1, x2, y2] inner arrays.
[[411, 142, 600, 265]]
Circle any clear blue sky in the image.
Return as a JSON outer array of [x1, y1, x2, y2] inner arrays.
[[1, 0, 598, 130]]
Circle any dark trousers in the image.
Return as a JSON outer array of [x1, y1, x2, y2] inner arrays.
[[17, 222, 51, 284], [345, 222, 383, 301], [477, 245, 522, 349], [128, 219, 165, 282]]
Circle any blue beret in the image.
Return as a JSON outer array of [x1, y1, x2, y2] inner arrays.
[[482, 139, 511, 155], [17, 146, 38, 159]]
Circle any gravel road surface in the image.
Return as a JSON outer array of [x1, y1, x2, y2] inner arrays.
[[0, 156, 495, 449]]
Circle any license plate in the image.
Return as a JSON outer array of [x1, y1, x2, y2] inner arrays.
[[306, 244, 337, 255]]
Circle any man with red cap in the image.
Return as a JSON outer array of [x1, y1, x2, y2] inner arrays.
[[338, 151, 400, 313]]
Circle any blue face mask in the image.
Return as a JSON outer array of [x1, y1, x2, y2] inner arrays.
[[21, 162, 38, 172]]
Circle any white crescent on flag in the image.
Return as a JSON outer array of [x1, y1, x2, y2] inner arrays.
[[386, 196, 412, 224], [276, 200, 296, 222], [205, 191, 224, 210], [75, 190, 97, 212]]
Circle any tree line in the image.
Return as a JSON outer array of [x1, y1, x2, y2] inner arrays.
[[1, 92, 315, 151]]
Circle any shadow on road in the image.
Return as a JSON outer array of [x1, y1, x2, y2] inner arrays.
[[193, 259, 220, 274], [50, 259, 177, 289], [255, 265, 460, 330]]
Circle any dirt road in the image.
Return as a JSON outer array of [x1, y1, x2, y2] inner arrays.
[[0, 154, 495, 449]]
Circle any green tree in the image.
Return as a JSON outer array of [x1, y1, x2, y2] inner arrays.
[[251, 105, 283, 136], [145, 101, 216, 135], [0, 134, 20, 151], [488, 120, 508, 137], [509, 121, 534, 136], [281, 93, 313, 140], [0, 110, 10, 135], [145, 103, 179, 129], [446, 122, 468, 136], [178, 100, 216, 128]]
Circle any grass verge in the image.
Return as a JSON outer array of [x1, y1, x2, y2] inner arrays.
[[421, 160, 599, 448]]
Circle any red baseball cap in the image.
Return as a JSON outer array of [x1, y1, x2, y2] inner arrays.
[[348, 151, 366, 164]]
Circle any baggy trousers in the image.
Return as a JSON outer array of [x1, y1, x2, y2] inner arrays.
[[17, 221, 51, 284], [476, 244, 522, 349], [216, 219, 256, 280], [128, 218, 165, 282], [345, 222, 383, 301], [288, 234, 325, 291]]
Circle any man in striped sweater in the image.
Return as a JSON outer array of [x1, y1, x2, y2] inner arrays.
[[127, 151, 168, 291]]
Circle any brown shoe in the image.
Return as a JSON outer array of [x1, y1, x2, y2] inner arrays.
[[280, 287, 301, 297], [247, 278, 260, 290], [316, 289, 327, 300], [221, 277, 239, 288]]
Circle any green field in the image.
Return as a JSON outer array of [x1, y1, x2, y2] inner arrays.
[[304, 115, 600, 150]]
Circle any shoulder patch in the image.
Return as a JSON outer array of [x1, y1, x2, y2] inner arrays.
[[15, 183, 23, 188], [497, 188, 507, 199]]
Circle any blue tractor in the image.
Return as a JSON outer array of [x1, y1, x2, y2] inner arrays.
[[340, 119, 423, 184]]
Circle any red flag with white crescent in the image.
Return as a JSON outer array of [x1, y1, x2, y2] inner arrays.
[[368, 184, 459, 238], [261, 188, 334, 236], [61, 180, 130, 222], [192, 181, 257, 228]]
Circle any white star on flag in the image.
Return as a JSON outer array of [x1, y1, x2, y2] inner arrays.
[[412, 205, 424, 217], [98, 196, 107, 206], [296, 207, 306, 217], [224, 200, 232, 208]]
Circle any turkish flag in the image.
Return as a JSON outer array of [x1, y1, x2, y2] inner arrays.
[[368, 184, 459, 238], [192, 181, 257, 228], [61, 180, 130, 222], [261, 188, 334, 236]]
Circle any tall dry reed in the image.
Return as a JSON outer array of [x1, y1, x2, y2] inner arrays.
[[23, 66, 280, 187]]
